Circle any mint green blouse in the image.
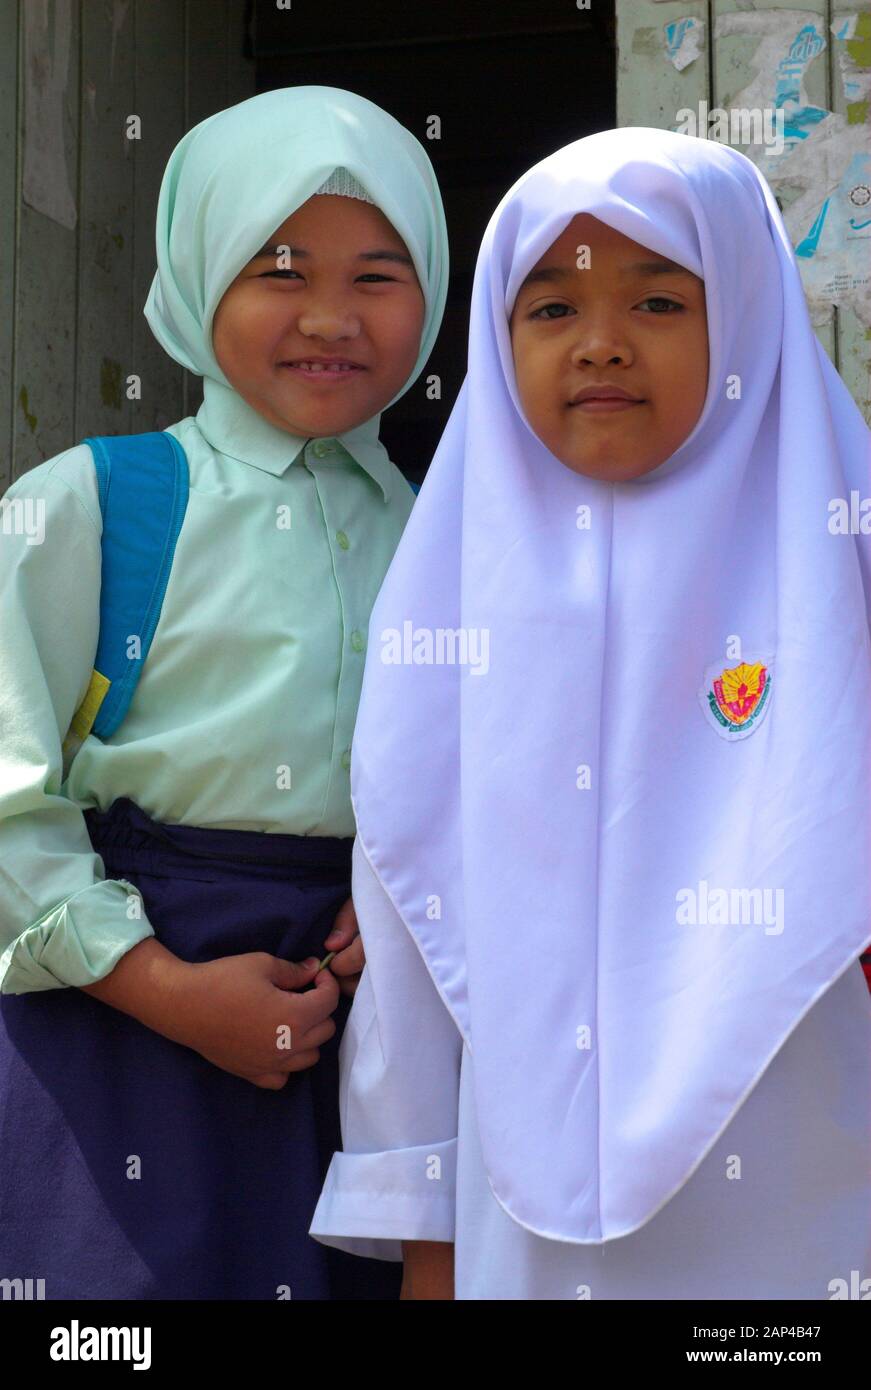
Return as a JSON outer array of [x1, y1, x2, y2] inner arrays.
[[0, 377, 415, 995]]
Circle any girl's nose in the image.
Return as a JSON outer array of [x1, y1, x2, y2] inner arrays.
[[296, 304, 362, 341], [570, 315, 634, 369]]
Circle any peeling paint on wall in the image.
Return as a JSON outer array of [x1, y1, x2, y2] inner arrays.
[[631, 27, 662, 57], [18, 387, 37, 434], [22, 0, 77, 230], [109, 0, 131, 83], [100, 357, 123, 411], [832, 13, 871, 126]]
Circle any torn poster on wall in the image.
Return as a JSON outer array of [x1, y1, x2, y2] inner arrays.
[[664, 17, 705, 72], [786, 121, 871, 328], [714, 11, 829, 157], [700, 10, 870, 327]]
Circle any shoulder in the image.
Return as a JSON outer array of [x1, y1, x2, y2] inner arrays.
[[4, 444, 102, 533], [4, 423, 197, 532], [163, 416, 199, 458]]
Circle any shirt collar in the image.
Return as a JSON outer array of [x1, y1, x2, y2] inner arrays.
[[195, 376, 393, 502]]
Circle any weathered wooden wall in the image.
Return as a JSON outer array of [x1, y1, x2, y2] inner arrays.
[[617, 0, 871, 421], [0, 0, 255, 489]]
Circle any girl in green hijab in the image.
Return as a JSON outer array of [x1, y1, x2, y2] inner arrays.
[[0, 85, 448, 1300]]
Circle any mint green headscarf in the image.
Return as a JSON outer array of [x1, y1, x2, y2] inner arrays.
[[143, 85, 449, 411]]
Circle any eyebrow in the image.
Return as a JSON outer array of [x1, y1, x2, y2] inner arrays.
[[518, 258, 692, 289], [252, 243, 414, 267]]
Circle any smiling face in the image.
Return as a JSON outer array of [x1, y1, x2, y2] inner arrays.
[[508, 213, 709, 482], [211, 194, 426, 438]]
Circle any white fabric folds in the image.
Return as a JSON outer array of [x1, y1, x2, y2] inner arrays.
[[349, 127, 871, 1243]]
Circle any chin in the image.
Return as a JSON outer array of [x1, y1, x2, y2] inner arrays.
[[273, 402, 347, 434], [561, 451, 659, 482], [561, 459, 626, 481]]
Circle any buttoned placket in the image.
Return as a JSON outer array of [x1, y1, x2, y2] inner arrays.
[[303, 440, 367, 820]]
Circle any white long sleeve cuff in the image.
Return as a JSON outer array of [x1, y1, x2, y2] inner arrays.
[[308, 836, 462, 1260], [310, 1135, 457, 1261]]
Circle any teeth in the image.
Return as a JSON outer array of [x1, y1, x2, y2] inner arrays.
[[292, 361, 356, 372]]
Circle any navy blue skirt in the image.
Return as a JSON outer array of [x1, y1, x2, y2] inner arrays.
[[0, 797, 401, 1300]]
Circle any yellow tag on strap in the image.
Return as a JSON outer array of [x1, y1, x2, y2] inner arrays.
[[69, 668, 111, 741], [60, 668, 111, 780]]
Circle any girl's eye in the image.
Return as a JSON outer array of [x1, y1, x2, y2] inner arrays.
[[258, 271, 397, 283], [637, 297, 684, 313], [530, 302, 574, 320]]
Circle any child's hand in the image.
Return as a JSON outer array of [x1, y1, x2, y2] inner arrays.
[[181, 951, 341, 1088], [321, 896, 364, 997]]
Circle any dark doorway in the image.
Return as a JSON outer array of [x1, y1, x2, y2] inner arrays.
[[249, 0, 616, 483]]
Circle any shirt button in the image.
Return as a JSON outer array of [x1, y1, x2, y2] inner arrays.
[[311, 440, 335, 458], [336, 530, 350, 550], [350, 629, 365, 652], [340, 748, 351, 770]]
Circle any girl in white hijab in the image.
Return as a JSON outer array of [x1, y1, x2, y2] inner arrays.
[[310, 126, 871, 1300]]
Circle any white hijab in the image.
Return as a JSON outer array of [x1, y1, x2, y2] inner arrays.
[[351, 127, 871, 1243]]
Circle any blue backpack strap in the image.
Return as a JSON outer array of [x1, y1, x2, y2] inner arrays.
[[62, 432, 188, 767]]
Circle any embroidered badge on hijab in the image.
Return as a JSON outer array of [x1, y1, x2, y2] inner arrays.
[[700, 655, 774, 739]]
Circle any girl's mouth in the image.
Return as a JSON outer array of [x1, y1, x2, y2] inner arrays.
[[572, 398, 642, 414], [569, 385, 645, 414], [279, 360, 366, 383]]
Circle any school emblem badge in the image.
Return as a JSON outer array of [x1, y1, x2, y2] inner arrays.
[[699, 658, 773, 740]]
